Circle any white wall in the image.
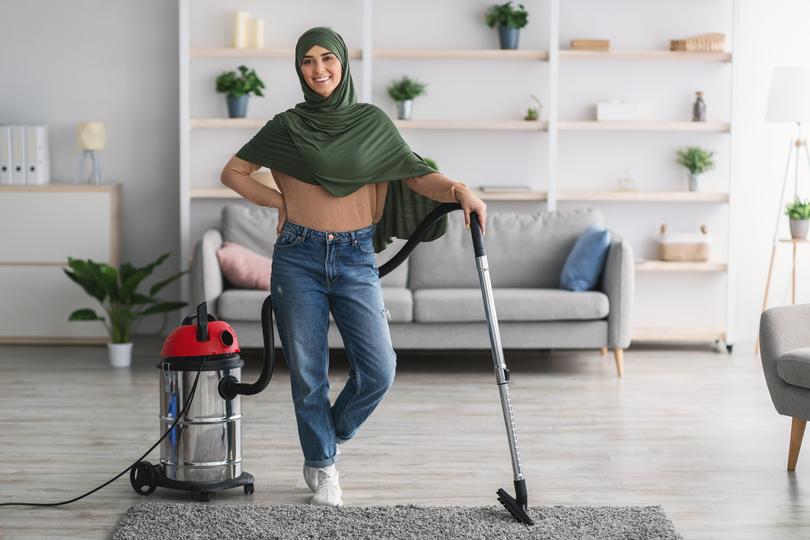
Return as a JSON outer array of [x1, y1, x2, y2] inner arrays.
[[0, 0, 807, 344]]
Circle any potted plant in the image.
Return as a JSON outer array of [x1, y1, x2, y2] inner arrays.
[[676, 146, 715, 191], [786, 198, 810, 239], [64, 253, 187, 368], [485, 2, 529, 50], [215, 65, 265, 118], [387, 76, 428, 120]]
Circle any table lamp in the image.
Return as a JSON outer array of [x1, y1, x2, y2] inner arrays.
[[75, 122, 106, 184]]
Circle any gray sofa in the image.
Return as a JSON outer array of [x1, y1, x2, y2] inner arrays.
[[191, 205, 634, 376]]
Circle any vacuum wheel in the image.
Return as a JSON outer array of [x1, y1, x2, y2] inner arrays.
[[244, 483, 254, 495], [193, 491, 211, 502], [130, 461, 157, 496]]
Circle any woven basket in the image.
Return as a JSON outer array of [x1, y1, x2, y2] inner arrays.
[[670, 32, 726, 53], [658, 224, 711, 262]]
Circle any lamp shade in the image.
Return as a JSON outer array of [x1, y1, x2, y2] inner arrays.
[[76, 122, 106, 150], [766, 67, 810, 123]]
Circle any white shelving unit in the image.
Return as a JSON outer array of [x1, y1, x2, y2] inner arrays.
[[179, 0, 737, 347]]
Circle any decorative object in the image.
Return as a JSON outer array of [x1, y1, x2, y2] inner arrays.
[[75, 122, 106, 184], [485, 2, 528, 50], [387, 76, 427, 120], [64, 253, 187, 368], [670, 32, 726, 52], [785, 199, 810, 239], [570, 39, 611, 51], [597, 100, 645, 122], [216, 65, 265, 118], [693, 91, 706, 122], [559, 225, 612, 292], [756, 67, 810, 353], [217, 242, 273, 289], [252, 18, 265, 49], [524, 94, 542, 121], [658, 224, 711, 261], [617, 168, 636, 191], [677, 146, 715, 191], [232, 11, 250, 49], [113, 503, 682, 539]]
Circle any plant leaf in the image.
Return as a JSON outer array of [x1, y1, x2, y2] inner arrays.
[[68, 308, 105, 322], [149, 270, 189, 297], [140, 301, 187, 317]]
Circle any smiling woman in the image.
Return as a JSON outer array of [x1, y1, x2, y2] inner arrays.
[[300, 45, 343, 98], [219, 25, 485, 510]]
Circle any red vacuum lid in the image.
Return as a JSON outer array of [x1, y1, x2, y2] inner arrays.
[[161, 320, 240, 358]]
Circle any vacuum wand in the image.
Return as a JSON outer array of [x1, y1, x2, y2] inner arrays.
[[379, 204, 533, 526]]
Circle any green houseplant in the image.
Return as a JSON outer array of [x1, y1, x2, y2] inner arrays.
[[64, 253, 187, 367], [387, 76, 428, 120], [676, 146, 715, 191], [485, 2, 529, 50], [786, 198, 810, 239], [216, 65, 266, 118]]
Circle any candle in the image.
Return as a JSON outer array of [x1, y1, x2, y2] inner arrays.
[[253, 18, 265, 49], [233, 11, 250, 49]]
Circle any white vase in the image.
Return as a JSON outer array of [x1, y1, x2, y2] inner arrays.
[[108, 342, 133, 368]]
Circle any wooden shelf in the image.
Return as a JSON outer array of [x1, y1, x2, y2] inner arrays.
[[636, 261, 728, 272], [191, 187, 240, 199], [557, 190, 728, 202], [374, 49, 548, 60], [190, 47, 363, 59], [393, 120, 547, 131], [632, 327, 727, 342], [560, 50, 732, 62], [191, 118, 265, 129], [0, 182, 120, 193], [559, 121, 730, 132]]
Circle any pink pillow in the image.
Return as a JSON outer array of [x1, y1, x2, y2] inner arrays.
[[216, 242, 272, 290]]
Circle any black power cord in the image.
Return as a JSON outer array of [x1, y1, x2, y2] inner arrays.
[[0, 357, 208, 508]]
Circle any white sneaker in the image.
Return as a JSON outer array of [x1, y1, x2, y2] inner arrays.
[[303, 446, 342, 492], [310, 464, 343, 507]]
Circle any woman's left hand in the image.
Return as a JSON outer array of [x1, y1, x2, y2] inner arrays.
[[459, 190, 487, 235]]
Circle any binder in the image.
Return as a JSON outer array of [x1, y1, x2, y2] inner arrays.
[[10, 126, 26, 185], [0, 126, 11, 185], [24, 125, 49, 185]]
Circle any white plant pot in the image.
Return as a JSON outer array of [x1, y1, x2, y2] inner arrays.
[[108, 342, 133, 368]]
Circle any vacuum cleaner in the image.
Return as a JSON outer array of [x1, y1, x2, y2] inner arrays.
[[3, 205, 532, 526], [130, 203, 532, 524]]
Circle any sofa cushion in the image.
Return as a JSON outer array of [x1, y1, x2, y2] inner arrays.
[[217, 287, 413, 323], [408, 209, 604, 290], [777, 348, 810, 390], [560, 225, 611, 291], [220, 204, 408, 288], [412, 288, 609, 323], [217, 242, 273, 290]]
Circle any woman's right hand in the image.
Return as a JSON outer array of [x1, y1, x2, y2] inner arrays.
[[276, 194, 287, 234]]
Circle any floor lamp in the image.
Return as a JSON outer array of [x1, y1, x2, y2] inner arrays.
[[757, 67, 810, 353]]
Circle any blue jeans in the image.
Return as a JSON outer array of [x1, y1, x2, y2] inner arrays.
[[270, 220, 397, 468]]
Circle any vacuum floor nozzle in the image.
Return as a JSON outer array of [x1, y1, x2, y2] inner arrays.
[[497, 488, 534, 525]]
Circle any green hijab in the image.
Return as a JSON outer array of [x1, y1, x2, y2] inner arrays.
[[235, 26, 448, 253]]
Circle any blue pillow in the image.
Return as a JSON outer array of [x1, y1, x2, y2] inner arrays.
[[560, 225, 611, 291]]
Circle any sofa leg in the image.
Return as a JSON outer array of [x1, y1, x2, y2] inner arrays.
[[613, 348, 624, 377], [789, 417, 807, 471], [600, 347, 608, 357]]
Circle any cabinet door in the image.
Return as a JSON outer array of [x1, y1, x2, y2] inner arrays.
[[0, 191, 113, 263], [0, 266, 108, 340]]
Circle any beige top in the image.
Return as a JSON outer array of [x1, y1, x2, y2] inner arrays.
[[225, 157, 471, 232]]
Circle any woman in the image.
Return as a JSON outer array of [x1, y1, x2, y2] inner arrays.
[[220, 27, 487, 507]]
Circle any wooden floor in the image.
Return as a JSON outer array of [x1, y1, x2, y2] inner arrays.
[[0, 340, 808, 539]]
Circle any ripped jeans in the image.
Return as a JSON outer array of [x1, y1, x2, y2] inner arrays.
[[270, 220, 397, 468]]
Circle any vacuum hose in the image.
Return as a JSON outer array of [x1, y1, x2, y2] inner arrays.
[[218, 295, 275, 400]]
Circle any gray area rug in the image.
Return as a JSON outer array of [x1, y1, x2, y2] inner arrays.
[[112, 503, 682, 539]]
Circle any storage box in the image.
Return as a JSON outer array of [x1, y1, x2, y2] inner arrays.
[[658, 224, 711, 261], [597, 101, 646, 122]]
